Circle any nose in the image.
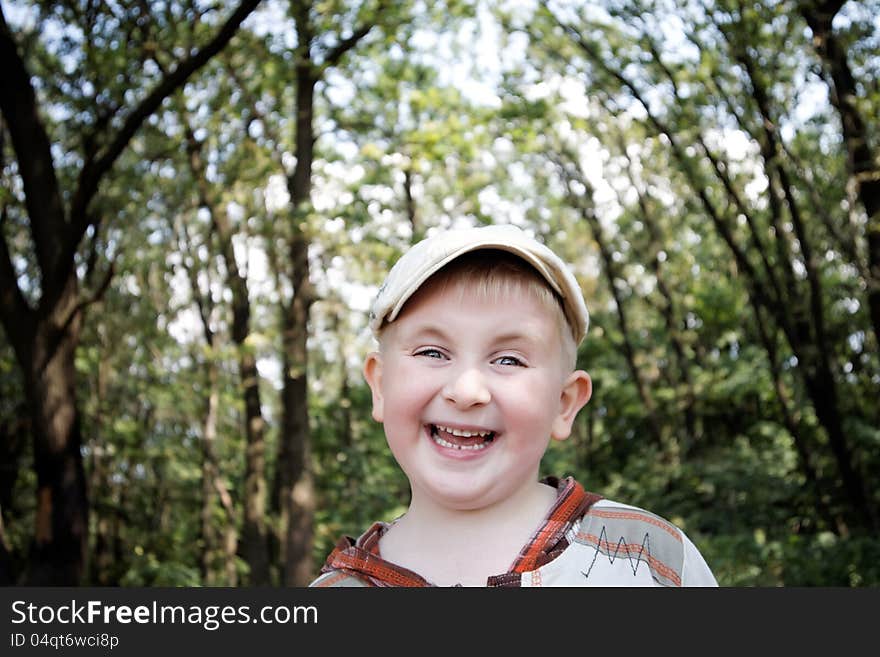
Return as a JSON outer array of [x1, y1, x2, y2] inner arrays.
[[442, 366, 491, 409]]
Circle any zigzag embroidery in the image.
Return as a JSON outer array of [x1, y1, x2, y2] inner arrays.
[[581, 525, 653, 580]]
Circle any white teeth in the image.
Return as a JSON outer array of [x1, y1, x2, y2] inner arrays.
[[429, 424, 495, 451], [434, 424, 492, 438], [432, 435, 491, 451]]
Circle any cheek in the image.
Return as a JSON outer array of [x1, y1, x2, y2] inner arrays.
[[506, 374, 561, 410], [500, 379, 562, 435], [381, 411, 428, 471], [381, 370, 435, 420]]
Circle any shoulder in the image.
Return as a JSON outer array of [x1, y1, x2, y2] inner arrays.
[[308, 521, 397, 588], [309, 569, 373, 588], [572, 498, 717, 587]]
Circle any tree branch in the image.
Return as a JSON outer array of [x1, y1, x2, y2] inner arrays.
[[67, 0, 263, 254], [322, 24, 375, 70], [320, 0, 391, 71], [0, 207, 35, 350], [55, 258, 117, 345], [0, 8, 67, 281]]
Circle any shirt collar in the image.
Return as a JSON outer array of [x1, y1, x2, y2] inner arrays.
[[320, 476, 602, 587]]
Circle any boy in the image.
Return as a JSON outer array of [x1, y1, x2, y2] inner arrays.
[[311, 224, 717, 587]]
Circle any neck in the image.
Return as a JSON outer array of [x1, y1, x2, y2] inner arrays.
[[381, 479, 558, 586], [406, 479, 556, 533]]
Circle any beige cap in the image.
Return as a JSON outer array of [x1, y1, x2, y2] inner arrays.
[[369, 224, 589, 344]]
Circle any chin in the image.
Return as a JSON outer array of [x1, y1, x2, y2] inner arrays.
[[420, 477, 504, 510]]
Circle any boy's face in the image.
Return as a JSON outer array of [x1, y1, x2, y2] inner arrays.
[[364, 277, 592, 512]]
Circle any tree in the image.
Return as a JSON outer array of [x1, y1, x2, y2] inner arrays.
[[233, 0, 418, 585], [0, 0, 261, 584], [799, 0, 880, 350], [514, 0, 879, 532]]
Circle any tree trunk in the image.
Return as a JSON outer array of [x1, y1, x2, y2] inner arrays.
[[0, 395, 27, 585], [183, 117, 271, 586], [278, 47, 318, 585], [272, 0, 383, 585], [800, 0, 880, 352], [89, 338, 114, 585], [0, 507, 12, 585], [404, 166, 423, 242], [0, 0, 262, 585], [239, 348, 270, 585], [198, 358, 239, 586], [20, 280, 88, 585], [200, 360, 220, 585], [279, 320, 315, 586], [751, 303, 841, 533]]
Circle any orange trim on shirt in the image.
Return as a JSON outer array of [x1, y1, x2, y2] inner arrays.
[[577, 532, 682, 586], [512, 478, 597, 573], [585, 508, 683, 541]]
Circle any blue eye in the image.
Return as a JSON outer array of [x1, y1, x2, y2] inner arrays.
[[415, 348, 445, 359], [495, 355, 524, 367]]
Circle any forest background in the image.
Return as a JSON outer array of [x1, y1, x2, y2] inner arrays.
[[1, 0, 878, 587]]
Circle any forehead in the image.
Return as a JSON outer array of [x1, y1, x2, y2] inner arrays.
[[387, 250, 564, 321], [380, 274, 565, 348], [408, 277, 552, 321]]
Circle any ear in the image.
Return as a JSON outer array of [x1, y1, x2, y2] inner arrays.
[[363, 351, 385, 422], [550, 370, 592, 441]]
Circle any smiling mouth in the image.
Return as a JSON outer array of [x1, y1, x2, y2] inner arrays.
[[428, 424, 496, 451]]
